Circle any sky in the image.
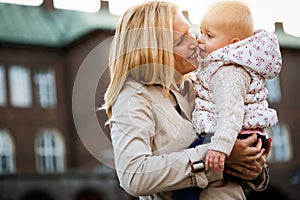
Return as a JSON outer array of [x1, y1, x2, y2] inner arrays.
[[108, 0, 300, 37], [1, 0, 299, 37]]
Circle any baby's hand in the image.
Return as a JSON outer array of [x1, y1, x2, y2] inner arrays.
[[205, 150, 226, 172]]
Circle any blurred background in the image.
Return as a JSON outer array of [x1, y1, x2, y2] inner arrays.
[[0, 0, 299, 200]]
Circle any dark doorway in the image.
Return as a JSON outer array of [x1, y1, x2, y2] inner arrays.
[[20, 190, 53, 200], [247, 185, 291, 200], [74, 189, 103, 200]]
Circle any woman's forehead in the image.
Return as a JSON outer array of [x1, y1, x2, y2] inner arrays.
[[173, 11, 190, 34]]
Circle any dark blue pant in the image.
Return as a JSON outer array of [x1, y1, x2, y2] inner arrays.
[[172, 137, 204, 200], [172, 187, 202, 200]]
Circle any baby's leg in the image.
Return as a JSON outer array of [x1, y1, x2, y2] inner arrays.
[[238, 129, 269, 149]]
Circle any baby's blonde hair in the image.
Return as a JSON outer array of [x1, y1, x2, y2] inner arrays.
[[204, 0, 254, 40], [102, 1, 179, 117]]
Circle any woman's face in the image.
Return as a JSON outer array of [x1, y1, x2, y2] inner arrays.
[[173, 11, 199, 75]]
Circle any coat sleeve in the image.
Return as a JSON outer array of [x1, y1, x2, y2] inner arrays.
[[243, 164, 270, 192], [109, 84, 219, 197], [211, 66, 270, 190], [209, 65, 251, 155]]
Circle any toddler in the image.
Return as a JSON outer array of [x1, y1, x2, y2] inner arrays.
[[173, 1, 282, 199]]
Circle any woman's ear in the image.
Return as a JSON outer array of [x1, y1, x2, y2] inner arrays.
[[231, 38, 240, 44]]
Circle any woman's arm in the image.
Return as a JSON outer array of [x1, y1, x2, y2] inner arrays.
[[110, 84, 217, 196], [227, 133, 264, 163], [226, 157, 269, 191], [226, 161, 269, 191], [225, 134, 270, 191]]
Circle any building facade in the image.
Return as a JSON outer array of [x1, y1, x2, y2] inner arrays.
[[0, 1, 299, 200], [0, 1, 133, 200]]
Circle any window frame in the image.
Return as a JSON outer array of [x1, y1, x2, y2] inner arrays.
[[0, 65, 7, 106], [34, 67, 57, 108], [266, 123, 292, 162], [265, 76, 282, 103], [35, 127, 65, 173], [0, 128, 15, 174], [8, 65, 33, 108]]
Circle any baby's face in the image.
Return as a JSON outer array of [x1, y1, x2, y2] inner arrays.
[[197, 15, 234, 57]]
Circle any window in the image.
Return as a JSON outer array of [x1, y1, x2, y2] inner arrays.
[[34, 68, 57, 108], [266, 76, 281, 103], [0, 0, 43, 6], [266, 123, 292, 162], [0, 66, 6, 106], [9, 66, 32, 107], [35, 128, 65, 172], [0, 128, 15, 173], [53, 0, 100, 13]]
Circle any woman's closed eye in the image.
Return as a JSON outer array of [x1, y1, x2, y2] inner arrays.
[[174, 35, 185, 46]]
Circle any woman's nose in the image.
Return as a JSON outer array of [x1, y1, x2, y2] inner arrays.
[[189, 38, 198, 49]]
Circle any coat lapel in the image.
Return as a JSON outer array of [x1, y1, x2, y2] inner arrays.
[[171, 89, 192, 121]]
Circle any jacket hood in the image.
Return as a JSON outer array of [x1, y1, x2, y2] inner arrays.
[[202, 30, 282, 79]]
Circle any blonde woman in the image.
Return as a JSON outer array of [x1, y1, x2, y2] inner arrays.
[[102, 1, 269, 199]]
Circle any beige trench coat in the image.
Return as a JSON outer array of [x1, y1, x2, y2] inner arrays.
[[109, 78, 269, 200]]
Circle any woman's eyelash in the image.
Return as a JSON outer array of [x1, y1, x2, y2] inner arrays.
[[175, 35, 184, 46]]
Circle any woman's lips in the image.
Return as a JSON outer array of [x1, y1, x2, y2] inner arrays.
[[199, 47, 207, 58], [188, 51, 198, 60]]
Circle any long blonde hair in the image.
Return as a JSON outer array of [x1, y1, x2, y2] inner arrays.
[[102, 1, 179, 118]]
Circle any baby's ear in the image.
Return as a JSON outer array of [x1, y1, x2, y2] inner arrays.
[[231, 38, 240, 44]]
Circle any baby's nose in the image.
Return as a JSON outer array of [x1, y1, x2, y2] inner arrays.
[[197, 37, 204, 44]]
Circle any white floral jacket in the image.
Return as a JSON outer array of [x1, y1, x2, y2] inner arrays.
[[193, 30, 282, 155]]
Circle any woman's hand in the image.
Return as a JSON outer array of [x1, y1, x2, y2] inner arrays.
[[224, 133, 272, 181], [227, 133, 264, 163], [224, 155, 266, 181], [263, 137, 272, 156]]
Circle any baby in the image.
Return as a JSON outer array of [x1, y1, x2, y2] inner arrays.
[[194, 0, 281, 174], [174, 1, 282, 200]]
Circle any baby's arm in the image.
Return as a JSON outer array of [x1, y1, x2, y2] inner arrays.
[[209, 65, 251, 157], [206, 149, 226, 172]]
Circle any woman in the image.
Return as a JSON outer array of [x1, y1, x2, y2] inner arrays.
[[102, 1, 269, 199]]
